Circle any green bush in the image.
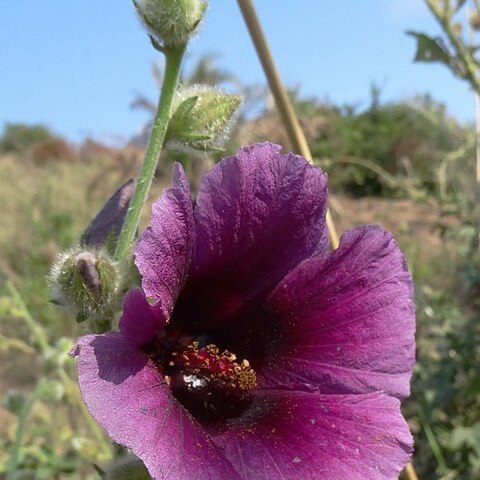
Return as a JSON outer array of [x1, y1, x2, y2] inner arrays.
[[0, 123, 56, 154], [293, 88, 472, 197]]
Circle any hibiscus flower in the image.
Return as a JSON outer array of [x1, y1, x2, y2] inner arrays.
[[72, 142, 415, 479]]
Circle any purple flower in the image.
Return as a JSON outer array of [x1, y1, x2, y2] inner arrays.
[[73, 143, 415, 479]]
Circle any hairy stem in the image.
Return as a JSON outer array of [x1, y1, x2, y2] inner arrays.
[[424, 0, 480, 92], [115, 45, 186, 264]]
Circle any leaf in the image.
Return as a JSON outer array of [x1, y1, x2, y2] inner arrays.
[[406, 31, 452, 65]]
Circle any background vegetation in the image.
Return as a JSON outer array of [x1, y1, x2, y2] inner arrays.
[[0, 78, 478, 479]]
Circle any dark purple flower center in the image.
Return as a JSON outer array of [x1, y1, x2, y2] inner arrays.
[[143, 331, 257, 422]]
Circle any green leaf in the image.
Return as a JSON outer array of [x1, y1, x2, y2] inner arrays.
[[406, 31, 451, 65]]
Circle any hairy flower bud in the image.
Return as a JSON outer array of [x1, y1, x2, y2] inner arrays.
[[134, 0, 207, 48], [49, 249, 120, 324], [166, 86, 242, 151]]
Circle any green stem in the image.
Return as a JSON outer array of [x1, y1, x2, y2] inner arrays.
[[6, 378, 46, 473], [418, 404, 448, 474], [115, 45, 186, 264], [6, 279, 50, 355]]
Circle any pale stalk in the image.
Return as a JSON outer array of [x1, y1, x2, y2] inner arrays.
[[404, 461, 419, 480], [236, 0, 339, 249]]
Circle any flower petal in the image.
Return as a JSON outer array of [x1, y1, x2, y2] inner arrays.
[[185, 142, 328, 322], [265, 225, 415, 398], [211, 390, 413, 480], [134, 163, 194, 315], [75, 332, 241, 480], [119, 289, 166, 346]]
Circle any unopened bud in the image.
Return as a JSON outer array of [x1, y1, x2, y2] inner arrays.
[[81, 179, 134, 253], [166, 86, 242, 151], [49, 249, 120, 323], [134, 0, 207, 49]]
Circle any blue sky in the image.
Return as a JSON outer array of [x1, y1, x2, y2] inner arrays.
[[0, 0, 477, 143]]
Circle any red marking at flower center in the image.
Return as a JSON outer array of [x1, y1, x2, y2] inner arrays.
[[167, 341, 257, 392], [143, 333, 257, 422]]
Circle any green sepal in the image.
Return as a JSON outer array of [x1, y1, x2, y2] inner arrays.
[[166, 86, 242, 151], [49, 249, 120, 328], [134, 0, 208, 49]]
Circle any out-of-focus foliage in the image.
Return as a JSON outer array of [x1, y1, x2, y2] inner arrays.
[[404, 5, 480, 474], [297, 87, 472, 198], [0, 123, 75, 163], [407, 264, 480, 479], [1, 84, 479, 478], [0, 123, 55, 154], [408, 0, 480, 97]]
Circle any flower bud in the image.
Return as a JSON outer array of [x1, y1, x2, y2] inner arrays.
[[103, 455, 150, 480], [134, 0, 208, 49], [49, 248, 120, 323], [166, 86, 242, 151], [81, 179, 134, 252]]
